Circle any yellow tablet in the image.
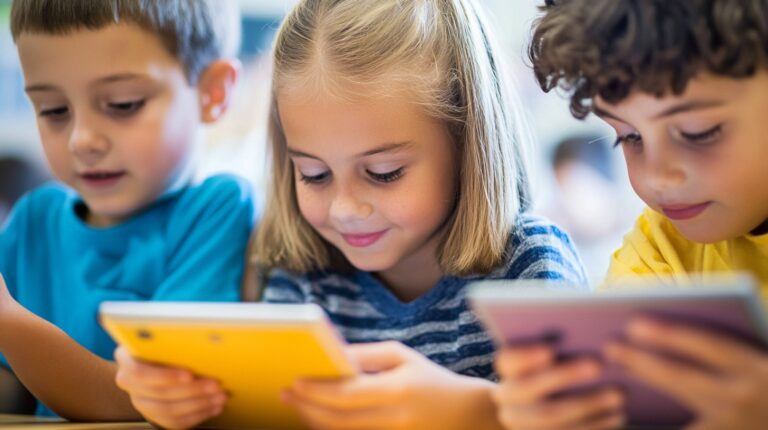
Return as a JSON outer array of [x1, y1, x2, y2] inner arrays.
[[100, 302, 356, 430]]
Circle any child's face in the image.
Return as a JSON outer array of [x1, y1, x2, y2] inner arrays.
[[16, 24, 202, 227], [595, 72, 768, 243], [278, 90, 457, 277]]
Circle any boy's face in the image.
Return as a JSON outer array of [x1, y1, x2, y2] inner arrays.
[[595, 72, 768, 243], [16, 24, 201, 227]]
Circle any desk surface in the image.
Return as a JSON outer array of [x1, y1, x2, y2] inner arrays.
[[0, 415, 152, 430]]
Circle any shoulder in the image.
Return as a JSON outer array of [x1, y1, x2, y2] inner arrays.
[[181, 174, 254, 208], [501, 213, 588, 286], [171, 174, 256, 222], [5, 181, 72, 221]]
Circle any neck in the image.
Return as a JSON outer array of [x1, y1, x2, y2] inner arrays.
[[375, 234, 444, 302]]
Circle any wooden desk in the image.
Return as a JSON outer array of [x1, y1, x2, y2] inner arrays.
[[0, 415, 152, 430]]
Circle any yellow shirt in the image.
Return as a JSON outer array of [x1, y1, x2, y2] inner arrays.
[[607, 208, 768, 299]]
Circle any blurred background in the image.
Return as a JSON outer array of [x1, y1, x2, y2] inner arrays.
[[0, 0, 643, 281]]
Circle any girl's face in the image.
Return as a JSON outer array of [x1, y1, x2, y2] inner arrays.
[[278, 89, 457, 282], [595, 72, 768, 243]]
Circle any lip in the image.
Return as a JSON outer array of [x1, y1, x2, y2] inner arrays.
[[79, 170, 127, 190], [660, 202, 711, 221], [341, 229, 388, 247]]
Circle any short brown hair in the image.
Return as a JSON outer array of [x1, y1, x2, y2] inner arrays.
[[529, 0, 768, 118], [10, 0, 240, 83]]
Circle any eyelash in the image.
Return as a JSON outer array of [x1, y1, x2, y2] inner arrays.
[[613, 124, 723, 148], [299, 168, 405, 185], [37, 100, 146, 120], [107, 100, 146, 116], [613, 132, 642, 148], [679, 124, 722, 144]]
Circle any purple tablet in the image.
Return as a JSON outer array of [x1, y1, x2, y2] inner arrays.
[[468, 277, 768, 427]]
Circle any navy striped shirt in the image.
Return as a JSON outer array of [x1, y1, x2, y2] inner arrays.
[[262, 214, 588, 380]]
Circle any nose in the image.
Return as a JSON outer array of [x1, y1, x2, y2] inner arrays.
[[642, 142, 687, 193], [329, 185, 373, 223], [68, 112, 109, 165]]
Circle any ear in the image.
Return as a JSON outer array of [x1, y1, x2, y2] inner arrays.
[[197, 59, 242, 124]]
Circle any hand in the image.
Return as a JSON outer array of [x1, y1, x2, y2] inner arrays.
[[492, 345, 624, 430], [606, 317, 768, 430], [114, 346, 227, 429], [282, 341, 502, 430]]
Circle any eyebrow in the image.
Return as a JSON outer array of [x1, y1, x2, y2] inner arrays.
[[25, 73, 146, 93], [287, 141, 414, 160], [593, 99, 726, 122]]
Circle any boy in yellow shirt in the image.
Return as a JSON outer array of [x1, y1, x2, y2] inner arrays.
[[491, 1, 768, 429]]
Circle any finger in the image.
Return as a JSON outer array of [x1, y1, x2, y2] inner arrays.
[[568, 412, 625, 430], [347, 341, 414, 373], [285, 390, 403, 430], [605, 341, 718, 412], [498, 388, 623, 430], [290, 373, 400, 410], [114, 347, 194, 387], [149, 407, 223, 430], [133, 392, 226, 425], [495, 346, 554, 378], [494, 359, 602, 405], [120, 376, 224, 402], [627, 318, 762, 372]]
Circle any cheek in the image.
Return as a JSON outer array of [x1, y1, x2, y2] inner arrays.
[[40, 138, 71, 179], [295, 186, 328, 228]]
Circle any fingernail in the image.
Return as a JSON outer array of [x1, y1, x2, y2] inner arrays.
[[603, 392, 623, 407], [629, 319, 659, 338], [205, 381, 220, 394], [212, 393, 227, 406]]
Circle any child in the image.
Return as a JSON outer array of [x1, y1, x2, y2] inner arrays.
[[0, 0, 254, 421], [113, 0, 588, 428], [492, 1, 768, 429]]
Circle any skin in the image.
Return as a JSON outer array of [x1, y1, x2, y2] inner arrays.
[[492, 73, 768, 430], [114, 90, 506, 430], [0, 23, 237, 421]]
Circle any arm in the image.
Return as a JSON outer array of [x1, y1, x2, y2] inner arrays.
[[0, 274, 141, 421], [284, 341, 505, 430]]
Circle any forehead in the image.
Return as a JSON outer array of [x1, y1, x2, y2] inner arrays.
[[593, 73, 760, 121], [16, 24, 182, 87]]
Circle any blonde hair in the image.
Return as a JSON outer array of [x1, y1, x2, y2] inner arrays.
[[253, 0, 532, 277]]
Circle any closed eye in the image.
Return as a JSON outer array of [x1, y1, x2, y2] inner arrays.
[[367, 167, 404, 183], [299, 171, 331, 185], [39, 106, 69, 119], [107, 100, 146, 116], [679, 124, 722, 145], [613, 132, 642, 148]]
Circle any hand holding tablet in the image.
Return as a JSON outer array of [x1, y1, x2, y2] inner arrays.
[[100, 302, 355, 430], [469, 276, 768, 427]]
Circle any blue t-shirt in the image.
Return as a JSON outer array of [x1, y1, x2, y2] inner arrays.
[[263, 214, 587, 379], [0, 174, 255, 416]]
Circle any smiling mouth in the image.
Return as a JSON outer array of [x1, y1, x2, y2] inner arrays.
[[341, 230, 388, 247], [660, 202, 712, 221]]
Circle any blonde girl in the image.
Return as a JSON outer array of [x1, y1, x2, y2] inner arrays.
[[113, 0, 587, 428]]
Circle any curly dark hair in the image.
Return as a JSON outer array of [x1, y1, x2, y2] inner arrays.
[[529, 0, 768, 118]]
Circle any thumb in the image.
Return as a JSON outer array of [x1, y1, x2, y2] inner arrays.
[[348, 341, 415, 373]]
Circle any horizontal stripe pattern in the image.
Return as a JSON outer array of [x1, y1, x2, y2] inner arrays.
[[262, 214, 587, 379]]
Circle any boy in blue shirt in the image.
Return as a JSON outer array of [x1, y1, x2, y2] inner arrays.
[[0, 0, 254, 421]]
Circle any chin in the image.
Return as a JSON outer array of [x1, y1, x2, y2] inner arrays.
[[675, 224, 736, 244], [343, 254, 395, 272]]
